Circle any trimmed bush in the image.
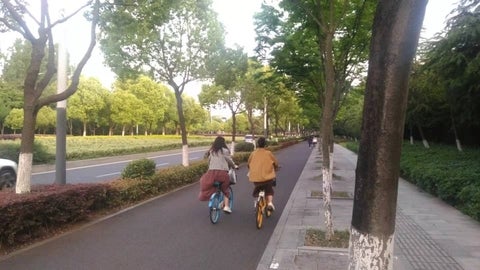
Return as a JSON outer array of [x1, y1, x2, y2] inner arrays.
[[121, 158, 156, 180], [235, 141, 255, 152]]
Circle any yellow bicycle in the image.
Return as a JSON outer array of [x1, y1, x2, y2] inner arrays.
[[255, 188, 272, 229]]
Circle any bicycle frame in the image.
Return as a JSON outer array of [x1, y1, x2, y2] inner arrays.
[[255, 189, 272, 229], [208, 181, 233, 224]]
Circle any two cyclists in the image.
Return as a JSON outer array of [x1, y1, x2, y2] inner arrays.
[[199, 136, 278, 216]]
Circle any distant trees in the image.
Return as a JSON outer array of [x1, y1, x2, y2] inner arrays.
[[68, 78, 109, 136], [406, 0, 480, 148]]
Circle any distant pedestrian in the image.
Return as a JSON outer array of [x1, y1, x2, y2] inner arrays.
[[308, 136, 313, 148]]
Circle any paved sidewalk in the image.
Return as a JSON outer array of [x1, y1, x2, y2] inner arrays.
[[257, 144, 480, 270]]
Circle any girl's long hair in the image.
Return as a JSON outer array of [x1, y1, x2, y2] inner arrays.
[[209, 136, 228, 155]]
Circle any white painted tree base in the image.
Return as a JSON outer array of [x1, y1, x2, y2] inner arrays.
[[16, 153, 33, 194], [182, 144, 189, 166], [348, 227, 394, 270]]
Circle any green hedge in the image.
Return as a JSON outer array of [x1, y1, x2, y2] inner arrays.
[[343, 141, 480, 221], [0, 161, 208, 250], [399, 143, 480, 221]]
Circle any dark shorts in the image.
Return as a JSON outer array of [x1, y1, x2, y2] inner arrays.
[[252, 179, 275, 197]]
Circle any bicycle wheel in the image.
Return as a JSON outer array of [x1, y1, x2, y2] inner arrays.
[[209, 193, 221, 224], [228, 186, 234, 210], [255, 197, 265, 229]]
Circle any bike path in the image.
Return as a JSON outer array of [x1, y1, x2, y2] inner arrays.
[[257, 144, 480, 270], [0, 142, 311, 270]]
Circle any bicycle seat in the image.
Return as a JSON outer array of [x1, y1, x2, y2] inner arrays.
[[213, 181, 222, 187]]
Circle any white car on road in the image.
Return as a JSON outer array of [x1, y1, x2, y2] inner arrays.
[[0, 158, 18, 189]]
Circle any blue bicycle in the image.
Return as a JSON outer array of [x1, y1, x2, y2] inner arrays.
[[208, 182, 234, 224]]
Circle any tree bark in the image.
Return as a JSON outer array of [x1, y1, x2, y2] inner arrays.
[[318, 0, 337, 239], [173, 88, 189, 167], [16, 106, 36, 194], [348, 0, 427, 269]]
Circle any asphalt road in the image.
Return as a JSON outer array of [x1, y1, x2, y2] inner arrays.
[[0, 142, 312, 270], [31, 147, 209, 185]]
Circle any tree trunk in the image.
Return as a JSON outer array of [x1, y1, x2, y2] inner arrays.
[[16, 106, 37, 194], [348, 1, 427, 269], [173, 88, 189, 167], [247, 107, 255, 134], [417, 124, 430, 148], [231, 113, 237, 155], [263, 97, 268, 137], [409, 124, 414, 145], [83, 121, 87, 136], [451, 115, 462, 152], [321, 26, 336, 241]]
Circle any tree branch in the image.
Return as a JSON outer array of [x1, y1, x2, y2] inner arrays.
[[2, 0, 36, 40], [37, 0, 99, 108]]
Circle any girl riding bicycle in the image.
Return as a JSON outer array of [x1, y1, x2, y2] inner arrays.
[[198, 136, 238, 213], [247, 137, 279, 212]]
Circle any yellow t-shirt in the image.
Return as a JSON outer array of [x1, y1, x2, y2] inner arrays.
[[247, 148, 278, 183]]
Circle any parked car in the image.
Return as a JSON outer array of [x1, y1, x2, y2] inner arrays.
[[244, 134, 255, 144], [0, 158, 18, 189]]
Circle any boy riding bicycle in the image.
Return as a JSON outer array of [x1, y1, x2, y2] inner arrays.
[[247, 137, 279, 211]]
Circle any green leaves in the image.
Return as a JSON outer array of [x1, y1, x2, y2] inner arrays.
[[408, 1, 480, 143]]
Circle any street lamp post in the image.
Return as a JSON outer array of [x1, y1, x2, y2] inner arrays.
[[55, 25, 67, 185]]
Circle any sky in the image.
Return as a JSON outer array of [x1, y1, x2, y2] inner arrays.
[[1, 0, 459, 105]]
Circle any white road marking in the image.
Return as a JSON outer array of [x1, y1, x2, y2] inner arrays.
[[96, 172, 120, 178], [32, 149, 206, 176]]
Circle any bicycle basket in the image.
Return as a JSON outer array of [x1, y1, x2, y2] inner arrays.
[[228, 168, 237, 185]]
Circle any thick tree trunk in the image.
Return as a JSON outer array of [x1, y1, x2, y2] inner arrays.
[[16, 107, 37, 194], [321, 27, 336, 240], [348, 0, 427, 269]]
